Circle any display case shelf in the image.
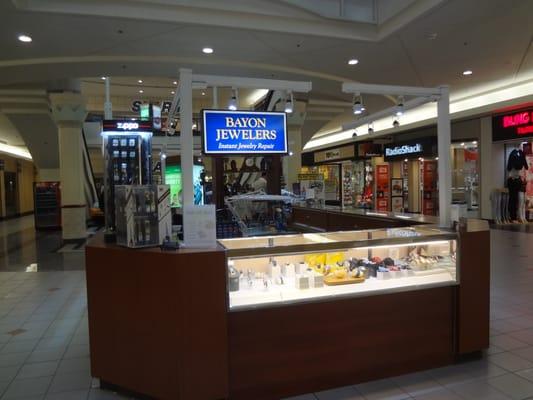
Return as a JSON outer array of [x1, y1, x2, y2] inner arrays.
[[219, 227, 458, 311]]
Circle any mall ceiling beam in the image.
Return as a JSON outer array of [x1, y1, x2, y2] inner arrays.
[[342, 82, 440, 97], [192, 75, 312, 93]]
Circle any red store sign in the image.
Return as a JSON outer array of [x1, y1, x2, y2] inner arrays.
[[493, 109, 533, 141]]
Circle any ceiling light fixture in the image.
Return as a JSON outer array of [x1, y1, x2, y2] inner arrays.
[[138, 79, 143, 84], [201, 92, 206, 96], [202, 47, 214, 54], [17, 34, 32, 43], [393, 119, 400, 128], [101, 77, 106, 80], [435, 157, 439, 160], [139, 90, 144, 94], [173, 81, 177, 85], [352, 130, 358, 138], [348, 59, 359, 65], [472, 140, 477, 144], [228, 88, 238, 110], [171, 91, 175, 94], [404, 159, 408, 162], [463, 70, 473, 76], [461, 142, 465, 146], [289, 151, 294, 156], [284, 91, 294, 114], [368, 123, 374, 134], [352, 92, 365, 115], [395, 96, 405, 116]]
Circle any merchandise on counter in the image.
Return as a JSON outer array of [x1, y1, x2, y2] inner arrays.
[[228, 261, 240, 292], [282, 263, 295, 278], [295, 275, 310, 289]]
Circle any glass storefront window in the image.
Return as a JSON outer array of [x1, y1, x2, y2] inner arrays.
[[451, 141, 479, 212]]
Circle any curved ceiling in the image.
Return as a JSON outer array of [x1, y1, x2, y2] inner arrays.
[[0, 0, 532, 151]]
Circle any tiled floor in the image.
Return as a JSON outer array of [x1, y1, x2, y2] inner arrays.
[[1, 218, 533, 399]]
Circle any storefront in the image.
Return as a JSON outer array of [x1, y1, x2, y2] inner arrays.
[[383, 137, 438, 214], [300, 142, 382, 208], [491, 107, 533, 222]]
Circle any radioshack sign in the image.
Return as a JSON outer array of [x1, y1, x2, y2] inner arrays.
[[385, 144, 422, 157], [383, 137, 437, 161], [493, 109, 533, 141]]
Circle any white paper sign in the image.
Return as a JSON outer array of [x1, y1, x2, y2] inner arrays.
[[183, 205, 217, 248]]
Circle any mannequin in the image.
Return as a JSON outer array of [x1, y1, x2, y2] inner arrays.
[[506, 144, 528, 222]]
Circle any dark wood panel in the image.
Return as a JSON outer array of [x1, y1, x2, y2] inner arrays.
[[291, 207, 328, 230], [229, 287, 455, 400], [86, 234, 229, 400], [457, 229, 490, 354]]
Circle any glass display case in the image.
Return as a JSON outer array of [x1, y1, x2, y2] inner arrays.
[[219, 227, 457, 311]]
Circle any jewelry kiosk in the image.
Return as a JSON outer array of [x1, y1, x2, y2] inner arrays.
[[85, 216, 489, 400]]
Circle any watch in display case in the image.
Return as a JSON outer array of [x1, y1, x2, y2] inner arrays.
[[219, 227, 457, 311]]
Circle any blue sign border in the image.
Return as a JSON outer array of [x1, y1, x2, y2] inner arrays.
[[201, 109, 288, 155]]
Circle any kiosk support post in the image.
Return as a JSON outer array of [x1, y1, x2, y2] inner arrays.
[[437, 85, 451, 227], [179, 68, 194, 207]]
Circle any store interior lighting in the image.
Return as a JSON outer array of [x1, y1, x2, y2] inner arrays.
[[305, 77, 533, 151], [395, 96, 405, 116], [353, 93, 365, 115], [284, 91, 294, 114], [228, 88, 238, 110], [0, 143, 32, 160]]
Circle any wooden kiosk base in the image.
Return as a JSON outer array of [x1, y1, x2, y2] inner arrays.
[[85, 218, 489, 400]]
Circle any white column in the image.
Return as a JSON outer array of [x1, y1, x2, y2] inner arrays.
[[480, 116, 493, 220], [179, 68, 194, 207], [437, 86, 451, 227], [49, 92, 88, 240]]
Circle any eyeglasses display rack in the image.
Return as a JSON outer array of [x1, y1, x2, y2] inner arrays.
[[101, 120, 153, 241]]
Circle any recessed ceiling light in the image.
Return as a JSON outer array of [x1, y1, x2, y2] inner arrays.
[[348, 59, 359, 65], [463, 70, 473, 76], [173, 81, 177, 85], [139, 90, 144, 94], [472, 140, 477, 144], [17, 34, 32, 43], [101, 77, 106, 80], [138, 79, 143, 84], [201, 92, 206, 96], [461, 142, 465, 146], [171, 90, 175, 94], [202, 47, 214, 54]]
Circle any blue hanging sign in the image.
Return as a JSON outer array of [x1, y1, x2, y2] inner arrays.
[[202, 110, 288, 154]]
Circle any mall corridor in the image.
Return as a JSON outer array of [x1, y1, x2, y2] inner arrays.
[[0, 219, 530, 400]]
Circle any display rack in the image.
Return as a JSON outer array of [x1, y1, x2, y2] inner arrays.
[[33, 181, 61, 230]]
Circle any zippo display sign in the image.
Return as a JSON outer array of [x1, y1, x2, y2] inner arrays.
[[202, 110, 288, 154], [493, 108, 533, 141], [102, 120, 153, 134]]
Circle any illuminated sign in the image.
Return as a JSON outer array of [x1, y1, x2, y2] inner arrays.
[[493, 109, 533, 141], [132, 100, 172, 113], [385, 144, 422, 157], [383, 137, 437, 161], [202, 110, 287, 154], [102, 120, 153, 134]]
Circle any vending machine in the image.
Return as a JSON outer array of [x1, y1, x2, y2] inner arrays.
[[101, 120, 153, 239]]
